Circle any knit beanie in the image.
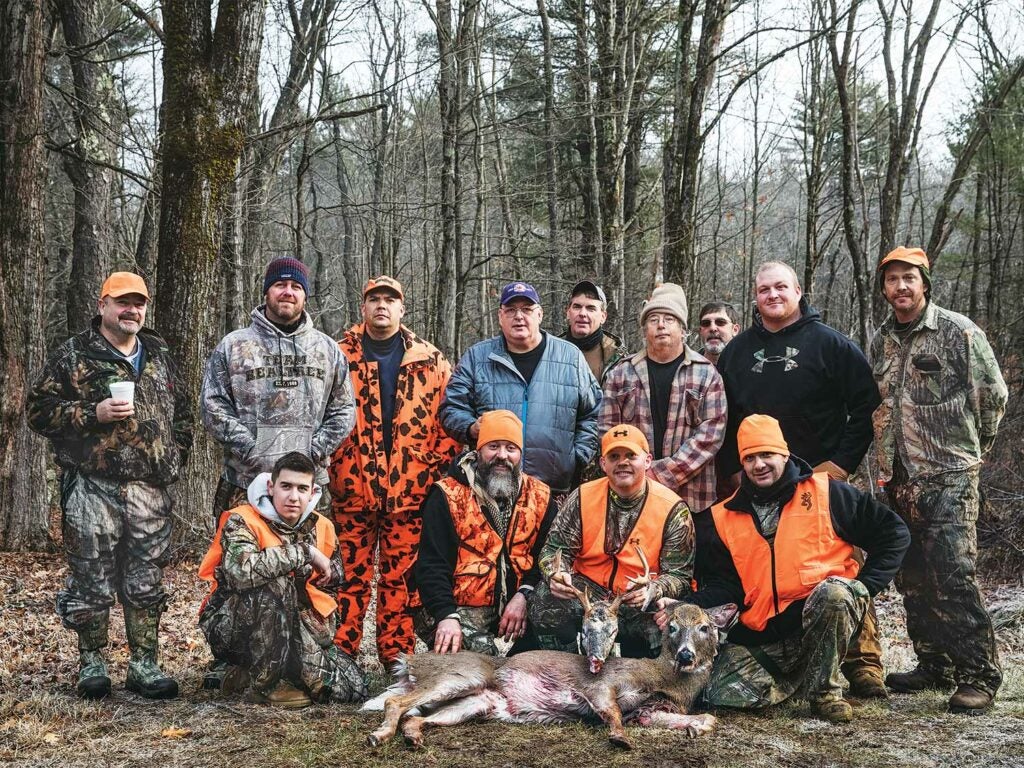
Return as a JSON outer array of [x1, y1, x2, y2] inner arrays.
[[737, 414, 790, 461], [477, 410, 523, 450], [639, 283, 688, 327], [877, 246, 931, 296], [263, 257, 310, 295]]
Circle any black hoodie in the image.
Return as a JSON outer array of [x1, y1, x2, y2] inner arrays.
[[716, 298, 880, 477], [687, 456, 910, 646]]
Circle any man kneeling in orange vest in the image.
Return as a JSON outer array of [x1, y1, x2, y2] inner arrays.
[[198, 452, 367, 708], [530, 424, 695, 659], [659, 414, 909, 723]]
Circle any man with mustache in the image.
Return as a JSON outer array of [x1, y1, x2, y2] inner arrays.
[[599, 283, 727, 515], [28, 272, 193, 700], [696, 301, 741, 367], [871, 247, 1008, 714], [412, 410, 557, 655], [715, 261, 886, 698], [530, 424, 694, 659], [659, 415, 909, 723], [328, 276, 460, 672], [441, 281, 601, 496], [559, 279, 623, 382]]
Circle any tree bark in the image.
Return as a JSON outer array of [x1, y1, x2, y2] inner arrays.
[[0, 0, 52, 551]]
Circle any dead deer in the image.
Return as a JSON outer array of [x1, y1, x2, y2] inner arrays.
[[364, 601, 737, 750], [550, 548, 623, 674]]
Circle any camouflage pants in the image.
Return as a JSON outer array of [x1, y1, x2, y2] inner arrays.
[[413, 605, 537, 657], [706, 577, 870, 708], [528, 576, 662, 658], [200, 578, 367, 703], [56, 472, 171, 629], [887, 467, 1001, 695]]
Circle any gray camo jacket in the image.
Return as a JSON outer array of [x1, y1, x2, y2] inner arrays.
[[201, 307, 354, 488]]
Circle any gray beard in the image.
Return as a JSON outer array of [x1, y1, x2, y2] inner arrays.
[[476, 459, 522, 506]]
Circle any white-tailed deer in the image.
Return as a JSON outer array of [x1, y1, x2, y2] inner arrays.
[[364, 601, 737, 750], [550, 548, 622, 673]]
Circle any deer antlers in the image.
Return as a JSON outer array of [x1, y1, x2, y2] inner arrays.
[[625, 543, 659, 612]]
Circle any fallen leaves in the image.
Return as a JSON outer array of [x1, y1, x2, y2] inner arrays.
[[161, 726, 192, 739]]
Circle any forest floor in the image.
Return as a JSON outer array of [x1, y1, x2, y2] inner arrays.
[[3, 551, 1024, 768]]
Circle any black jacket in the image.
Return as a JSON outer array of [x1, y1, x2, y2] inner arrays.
[[688, 457, 910, 646], [412, 461, 558, 621], [717, 299, 880, 476]]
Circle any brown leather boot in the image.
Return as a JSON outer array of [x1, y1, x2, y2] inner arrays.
[[948, 684, 994, 714], [885, 666, 955, 693], [811, 698, 853, 724], [252, 680, 312, 709], [846, 670, 889, 699]]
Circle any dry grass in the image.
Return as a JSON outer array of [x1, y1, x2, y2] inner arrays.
[[2, 552, 1023, 768]]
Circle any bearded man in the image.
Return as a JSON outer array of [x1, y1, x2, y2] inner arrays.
[[412, 410, 557, 656]]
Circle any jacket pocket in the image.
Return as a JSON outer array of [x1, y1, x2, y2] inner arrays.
[[798, 562, 841, 586]]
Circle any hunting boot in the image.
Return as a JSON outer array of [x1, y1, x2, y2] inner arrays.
[[251, 680, 312, 709], [124, 605, 179, 699], [948, 684, 995, 715], [811, 698, 854, 724], [75, 613, 111, 700], [885, 665, 955, 693]]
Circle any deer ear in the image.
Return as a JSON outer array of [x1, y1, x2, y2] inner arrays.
[[704, 603, 739, 630]]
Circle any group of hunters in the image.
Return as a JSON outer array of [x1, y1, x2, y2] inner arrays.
[[27, 246, 1008, 724]]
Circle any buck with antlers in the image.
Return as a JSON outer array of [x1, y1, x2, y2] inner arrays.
[[364, 600, 736, 750]]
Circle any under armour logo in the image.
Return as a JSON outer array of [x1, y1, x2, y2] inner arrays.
[[752, 347, 800, 373], [628, 536, 641, 547], [801, 491, 812, 509], [612, 429, 629, 437]]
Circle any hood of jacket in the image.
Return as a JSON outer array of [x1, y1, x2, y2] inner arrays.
[[250, 305, 315, 338], [247, 471, 322, 528]]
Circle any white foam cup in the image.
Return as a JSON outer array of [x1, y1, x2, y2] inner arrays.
[[109, 381, 135, 405]]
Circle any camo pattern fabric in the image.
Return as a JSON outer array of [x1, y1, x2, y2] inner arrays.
[[412, 605, 535, 656], [55, 473, 172, 628], [705, 576, 869, 708], [199, 513, 366, 702], [870, 301, 1007, 483], [885, 466, 1001, 695], [201, 307, 355, 489], [528, 575, 664, 656], [27, 321, 192, 484]]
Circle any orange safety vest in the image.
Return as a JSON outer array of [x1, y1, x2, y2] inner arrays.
[[709, 472, 859, 632], [436, 473, 551, 608], [575, 478, 678, 593], [198, 504, 339, 618]]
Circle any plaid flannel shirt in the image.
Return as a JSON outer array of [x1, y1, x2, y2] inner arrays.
[[599, 346, 727, 512]]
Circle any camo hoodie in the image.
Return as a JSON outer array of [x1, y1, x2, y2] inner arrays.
[[201, 307, 355, 489], [27, 318, 192, 485]]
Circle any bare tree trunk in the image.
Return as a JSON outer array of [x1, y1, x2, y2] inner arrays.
[[0, 0, 51, 551], [536, 0, 559, 287], [57, 0, 116, 333], [155, 0, 267, 550]]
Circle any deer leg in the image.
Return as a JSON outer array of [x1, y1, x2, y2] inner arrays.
[[368, 673, 493, 746], [589, 690, 632, 750], [636, 711, 718, 738], [401, 690, 503, 749]]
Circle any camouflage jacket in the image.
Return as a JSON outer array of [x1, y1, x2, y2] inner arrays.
[[27, 319, 192, 485], [558, 328, 625, 383], [870, 301, 1008, 482], [328, 324, 460, 516], [200, 307, 355, 489]]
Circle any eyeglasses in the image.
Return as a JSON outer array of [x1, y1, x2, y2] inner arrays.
[[700, 317, 732, 328], [644, 314, 680, 326], [500, 305, 539, 318]]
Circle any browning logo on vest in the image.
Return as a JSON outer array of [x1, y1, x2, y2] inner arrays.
[[709, 472, 858, 632], [575, 478, 680, 593], [198, 504, 338, 617], [436, 474, 551, 608]]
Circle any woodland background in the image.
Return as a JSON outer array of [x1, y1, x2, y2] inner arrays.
[[1, 0, 1022, 560]]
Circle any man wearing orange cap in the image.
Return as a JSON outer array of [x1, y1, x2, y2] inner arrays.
[[530, 424, 695, 659], [659, 415, 908, 723], [28, 272, 193, 700], [872, 246, 1008, 713], [328, 275, 460, 671], [412, 410, 557, 655]]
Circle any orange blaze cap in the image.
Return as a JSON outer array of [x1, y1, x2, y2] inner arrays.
[[601, 424, 650, 457], [363, 275, 404, 301], [737, 414, 790, 461], [477, 410, 523, 450], [878, 246, 929, 272], [100, 272, 149, 300]]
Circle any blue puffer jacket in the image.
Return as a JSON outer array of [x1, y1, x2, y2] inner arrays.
[[440, 333, 601, 492]]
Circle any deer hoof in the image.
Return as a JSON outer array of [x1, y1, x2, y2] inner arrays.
[[609, 733, 634, 750], [367, 731, 387, 747], [403, 732, 424, 750]]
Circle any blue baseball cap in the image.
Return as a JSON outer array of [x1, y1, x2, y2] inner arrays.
[[500, 281, 541, 306]]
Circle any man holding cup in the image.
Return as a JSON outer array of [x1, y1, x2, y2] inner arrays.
[[28, 272, 193, 700]]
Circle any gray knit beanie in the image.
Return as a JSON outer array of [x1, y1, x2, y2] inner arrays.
[[639, 283, 688, 327]]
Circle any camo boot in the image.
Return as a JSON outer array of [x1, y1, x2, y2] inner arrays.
[[124, 605, 178, 699], [76, 613, 111, 700]]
